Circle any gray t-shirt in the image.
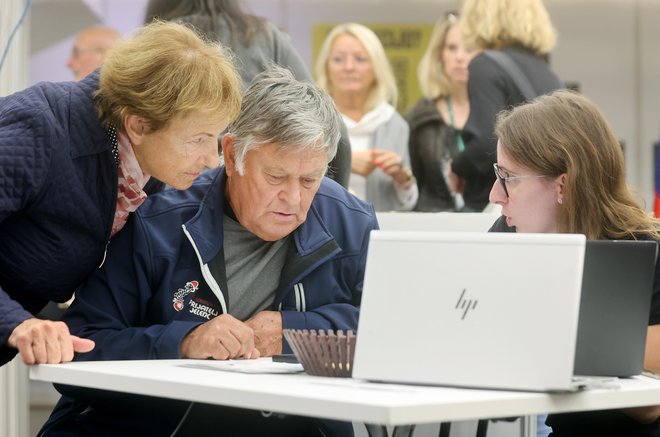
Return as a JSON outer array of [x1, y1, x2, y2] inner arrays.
[[220, 215, 291, 321]]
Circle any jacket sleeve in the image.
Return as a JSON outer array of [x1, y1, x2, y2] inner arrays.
[[388, 114, 417, 211], [0, 290, 33, 365], [452, 54, 509, 178], [328, 122, 352, 189], [279, 208, 379, 353], [0, 98, 54, 365], [61, 216, 202, 362], [406, 111, 425, 201]]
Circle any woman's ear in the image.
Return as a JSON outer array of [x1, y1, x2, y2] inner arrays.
[[556, 173, 567, 203], [124, 114, 146, 146], [221, 133, 236, 176]]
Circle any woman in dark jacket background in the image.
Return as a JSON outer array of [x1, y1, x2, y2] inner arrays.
[[449, 0, 563, 211], [406, 12, 475, 212]]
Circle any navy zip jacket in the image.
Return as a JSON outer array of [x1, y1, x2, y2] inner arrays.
[[0, 73, 117, 365], [41, 167, 377, 436]]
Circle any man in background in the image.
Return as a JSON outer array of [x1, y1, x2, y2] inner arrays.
[[66, 26, 120, 80]]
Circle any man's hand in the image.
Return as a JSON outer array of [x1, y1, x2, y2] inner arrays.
[[180, 314, 259, 360], [7, 318, 95, 365], [245, 311, 282, 357]]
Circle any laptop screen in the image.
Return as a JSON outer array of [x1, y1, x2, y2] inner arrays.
[[353, 231, 586, 392], [574, 240, 657, 376]]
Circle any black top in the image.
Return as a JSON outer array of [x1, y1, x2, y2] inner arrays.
[[490, 215, 660, 436], [406, 97, 462, 212]]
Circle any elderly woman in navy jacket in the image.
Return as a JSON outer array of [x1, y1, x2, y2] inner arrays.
[[0, 21, 242, 366]]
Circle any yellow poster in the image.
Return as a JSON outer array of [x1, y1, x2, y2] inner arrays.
[[312, 23, 434, 115]]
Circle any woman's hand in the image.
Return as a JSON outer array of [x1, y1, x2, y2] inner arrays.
[[351, 150, 377, 177], [8, 318, 95, 365], [373, 149, 413, 188]]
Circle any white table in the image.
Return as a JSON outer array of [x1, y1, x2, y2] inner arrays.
[[30, 359, 660, 436]]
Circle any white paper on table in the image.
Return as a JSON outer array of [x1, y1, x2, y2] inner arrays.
[[177, 357, 304, 374]]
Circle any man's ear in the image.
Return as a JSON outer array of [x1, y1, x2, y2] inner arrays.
[[221, 133, 236, 176], [124, 114, 146, 146]]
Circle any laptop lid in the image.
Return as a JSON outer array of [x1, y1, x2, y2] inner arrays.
[[352, 231, 586, 392], [574, 240, 657, 377]]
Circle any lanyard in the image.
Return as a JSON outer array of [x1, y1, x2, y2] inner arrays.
[[445, 97, 465, 152]]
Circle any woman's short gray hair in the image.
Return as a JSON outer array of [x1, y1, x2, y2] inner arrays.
[[227, 65, 341, 175]]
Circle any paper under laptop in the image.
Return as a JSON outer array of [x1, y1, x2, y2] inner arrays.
[[353, 231, 593, 392]]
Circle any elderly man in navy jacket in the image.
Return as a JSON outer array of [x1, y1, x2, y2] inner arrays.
[[40, 66, 377, 437]]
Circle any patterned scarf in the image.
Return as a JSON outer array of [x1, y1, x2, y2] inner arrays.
[[111, 131, 151, 237]]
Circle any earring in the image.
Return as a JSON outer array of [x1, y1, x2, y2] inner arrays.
[[558, 198, 563, 205]]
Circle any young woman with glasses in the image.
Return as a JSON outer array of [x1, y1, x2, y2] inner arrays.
[[489, 90, 660, 437]]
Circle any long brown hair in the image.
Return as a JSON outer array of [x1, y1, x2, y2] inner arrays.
[[495, 90, 660, 240]]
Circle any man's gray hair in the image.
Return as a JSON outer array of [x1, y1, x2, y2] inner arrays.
[[227, 64, 341, 175]]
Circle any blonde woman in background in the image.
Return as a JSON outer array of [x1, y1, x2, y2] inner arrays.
[[448, 0, 563, 212], [315, 23, 418, 212], [406, 12, 475, 211]]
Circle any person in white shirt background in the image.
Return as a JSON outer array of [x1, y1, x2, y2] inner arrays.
[[315, 22, 418, 212]]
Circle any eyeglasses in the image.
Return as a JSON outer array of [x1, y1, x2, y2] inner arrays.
[[493, 163, 547, 198]]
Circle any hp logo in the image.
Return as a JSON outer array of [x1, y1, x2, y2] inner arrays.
[[456, 289, 478, 320]]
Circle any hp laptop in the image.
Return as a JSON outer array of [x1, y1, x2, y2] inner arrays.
[[352, 231, 587, 392], [574, 240, 657, 377]]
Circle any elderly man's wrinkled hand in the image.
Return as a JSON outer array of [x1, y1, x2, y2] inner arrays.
[[180, 314, 260, 360], [8, 318, 95, 365], [245, 311, 283, 357]]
